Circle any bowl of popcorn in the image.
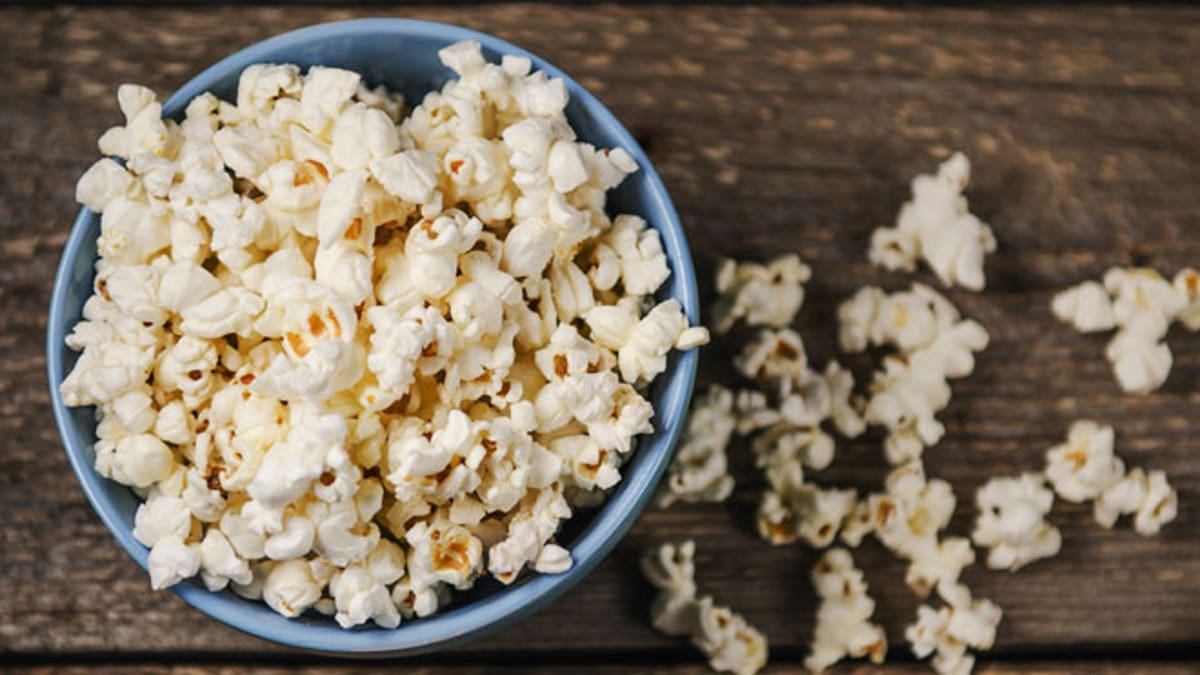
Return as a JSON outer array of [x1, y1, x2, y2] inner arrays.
[[46, 18, 707, 654]]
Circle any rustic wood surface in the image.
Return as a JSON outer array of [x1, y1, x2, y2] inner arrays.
[[2, 3, 1198, 672]]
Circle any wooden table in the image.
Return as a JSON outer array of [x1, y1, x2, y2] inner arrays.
[[2, 4, 1197, 673]]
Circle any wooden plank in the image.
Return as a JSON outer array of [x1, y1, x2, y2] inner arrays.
[[3, 663, 1199, 674], [1, 2, 1198, 663]]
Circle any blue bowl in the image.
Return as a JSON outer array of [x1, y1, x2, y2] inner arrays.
[[46, 18, 699, 656]]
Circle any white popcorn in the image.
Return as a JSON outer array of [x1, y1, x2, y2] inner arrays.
[[329, 563, 401, 629], [1044, 420, 1124, 503], [840, 284, 987, 463], [1054, 267, 1194, 394], [1094, 467, 1178, 536], [370, 150, 442, 213], [98, 84, 172, 159], [262, 559, 322, 618], [248, 413, 348, 511], [77, 158, 135, 212], [1051, 280, 1115, 333], [96, 434, 177, 488], [618, 299, 710, 385], [133, 490, 192, 548], [641, 541, 768, 675], [658, 386, 736, 507], [712, 255, 811, 334], [179, 288, 264, 338], [862, 463, 970, 597], [198, 528, 253, 592], [65, 43, 707, 628], [906, 581, 1002, 675], [147, 535, 201, 590], [1173, 268, 1200, 330], [1104, 327, 1172, 395], [264, 513, 316, 560], [869, 152, 996, 291], [805, 548, 887, 672], [971, 473, 1061, 571]]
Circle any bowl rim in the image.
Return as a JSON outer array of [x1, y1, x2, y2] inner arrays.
[[47, 17, 699, 656]]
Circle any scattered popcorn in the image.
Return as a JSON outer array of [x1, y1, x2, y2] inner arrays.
[[1050, 281, 1114, 333], [712, 255, 811, 334], [971, 473, 1061, 571], [63, 42, 707, 626], [906, 580, 1002, 675], [1044, 420, 1124, 503], [805, 548, 887, 672], [868, 152, 996, 291], [641, 541, 769, 675], [1045, 421, 1178, 536], [856, 462, 973, 597], [658, 386, 737, 507], [838, 284, 987, 464], [1052, 267, 1196, 394], [1096, 468, 1178, 536]]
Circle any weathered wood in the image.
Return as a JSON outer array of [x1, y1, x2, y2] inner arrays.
[[1, 3, 1198, 669], [5, 664, 1200, 675]]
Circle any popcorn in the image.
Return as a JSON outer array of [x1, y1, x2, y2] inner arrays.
[[65, 45, 707, 628], [805, 548, 887, 672], [1044, 420, 1124, 503], [133, 490, 193, 548], [262, 559, 323, 618], [658, 385, 737, 507], [1052, 267, 1195, 394], [839, 284, 987, 463], [1051, 281, 1115, 333], [906, 581, 1002, 675], [868, 152, 996, 291], [198, 528, 253, 591], [77, 158, 135, 212], [641, 541, 769, 675], [712, 255, 811, 334], [971, 474, 1061, 571], [148, 535, 201, 590], [1044, 421, 1178, 536], [1094, 467, 1179, 535], [95, 434, 177, 488], [859, 463, 972, 596]]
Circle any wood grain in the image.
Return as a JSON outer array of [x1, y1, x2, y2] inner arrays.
[[5, 664, 1200, 675], [1, 3, 1198, 670]]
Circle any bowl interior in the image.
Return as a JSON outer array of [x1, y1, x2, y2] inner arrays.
[[47, 19, 698, 655]]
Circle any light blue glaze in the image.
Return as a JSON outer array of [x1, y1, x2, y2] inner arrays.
[[46, 19, 699, 656]]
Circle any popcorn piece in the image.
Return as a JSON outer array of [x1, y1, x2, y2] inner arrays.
[[712, 255, 811, 334], [869, 152, 997, 291], [148, 535, 201, 590], [640, 539, 699, 635], [658, 385, 737, 507], [863, 462, 971, 596], [1044, 420, 1124, 503], [262, 559, 322, 618], [906, 581, 1002, 675], [1051, 280, 1116, 333], [839, 284, 987, 464], [1104, 327, 1172, 395], [971, 473, 1061, 571], [1054, 267, 1194, 394], [1094, 467, 1178, 536], [199, 528, 253, 591], [805, 548, 887, 672], [692, 597, 770, 675], [641, 541, 769, 675], [1173, 268, 1200, 330]]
